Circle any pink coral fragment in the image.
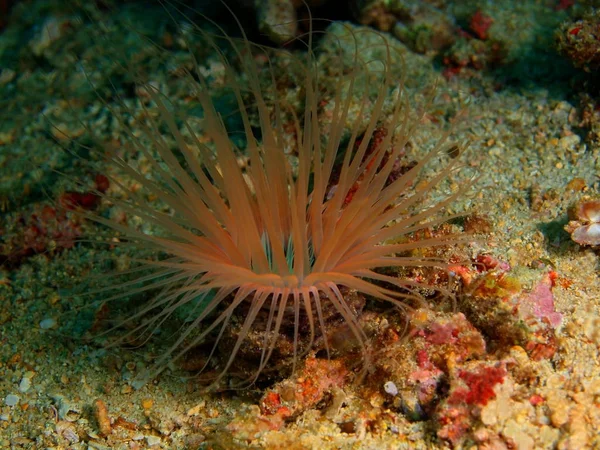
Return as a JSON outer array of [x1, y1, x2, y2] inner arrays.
[[519, 274, 562, 328]]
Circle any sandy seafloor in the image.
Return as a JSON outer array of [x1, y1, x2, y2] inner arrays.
[[1, 1, 599, 449]]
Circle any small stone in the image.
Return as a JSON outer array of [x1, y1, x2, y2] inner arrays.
[[384, 381, 398, 396], [18, 377, 31, 393], [256, 0, 297, 44], [5, 394, 19, 407], [146, 435, 162, 447], [39, 318, 57, 329]]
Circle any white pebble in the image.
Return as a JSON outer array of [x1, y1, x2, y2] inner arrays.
[[384, 381, 398, 396], [39, 318, 56, 329], [5, 394, 19, 407]]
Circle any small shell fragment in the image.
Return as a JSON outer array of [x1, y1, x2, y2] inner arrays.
[[565, 199, 600, 246], [575, 200, 600, 222], [571, 223, 600, 246]]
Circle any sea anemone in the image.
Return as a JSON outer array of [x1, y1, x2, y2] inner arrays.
[[61, 4, 471, 389]]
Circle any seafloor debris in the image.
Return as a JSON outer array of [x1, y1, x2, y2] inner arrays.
[[441, 7, 507, 79], [255, 0, 298, 44], [436, 360, 508, 445], [0, 204, 83, 267], [0, 174, 108, 267], [556, 9, 600, 73], [94, 398, 112, 437], [254, 0, 331, 44], [352, 0, 456, 54], [226, 356, 349, 439], [220, 258, 568, 447], [370, 309, 488, 425], [576, 93, 600, 146], [461, 264, 563, 361]]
